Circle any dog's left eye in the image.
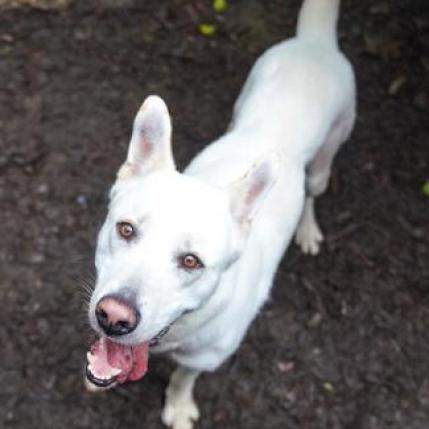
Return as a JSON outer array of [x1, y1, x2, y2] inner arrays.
[[117, 222, 136, 241], [179, 254, 204, 271]]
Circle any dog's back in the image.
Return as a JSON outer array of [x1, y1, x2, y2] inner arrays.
[[187, 0, 355, 184]]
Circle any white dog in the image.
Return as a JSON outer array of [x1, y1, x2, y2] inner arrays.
[[84, 0, 355, 428]]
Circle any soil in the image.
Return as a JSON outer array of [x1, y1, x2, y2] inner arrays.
[[0, 1, 428, 428]]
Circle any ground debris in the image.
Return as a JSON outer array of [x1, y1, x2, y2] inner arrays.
[[0, 0, 72, 9]]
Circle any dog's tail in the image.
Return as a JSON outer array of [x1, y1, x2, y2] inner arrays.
[[296, 0, 340, 48]]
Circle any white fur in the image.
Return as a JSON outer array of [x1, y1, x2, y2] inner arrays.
[[88, 1, 356, 427]]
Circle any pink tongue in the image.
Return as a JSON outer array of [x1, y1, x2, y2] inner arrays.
[[127, 342, 150, 381], [90, 338, 149, 384], [106, 340, 149, 383]]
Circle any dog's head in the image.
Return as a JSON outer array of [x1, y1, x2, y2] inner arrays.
[[85, 96, 277, 388]]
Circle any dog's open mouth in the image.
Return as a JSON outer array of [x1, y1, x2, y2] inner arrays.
[[86, 326, 171, 389], [86, 337, 149, 388]]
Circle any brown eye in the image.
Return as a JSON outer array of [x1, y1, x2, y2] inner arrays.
[[179, 254, 203, 270], [117, 222, 135, 240]]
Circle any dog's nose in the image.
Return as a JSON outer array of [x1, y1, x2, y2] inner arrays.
[[95, 295, 140, 336]]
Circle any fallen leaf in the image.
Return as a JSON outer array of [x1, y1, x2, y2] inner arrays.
[[213, 0, 227, 13], [0, 46, 12, 55], [198, 23, 217, 36], [388, 76, 406, 96], [323, 382, 335, 394], [422, 181, 429, 197]]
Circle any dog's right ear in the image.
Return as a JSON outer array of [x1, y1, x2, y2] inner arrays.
[[228, 153, 279, 231], [117, 95, 175, 180]]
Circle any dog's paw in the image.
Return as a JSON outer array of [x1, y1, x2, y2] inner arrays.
[[295, 218, 323, 255], [161, 398, 200, 429]]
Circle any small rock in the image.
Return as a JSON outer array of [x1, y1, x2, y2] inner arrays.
[[73, 28, 91, 41], [36, 183, 49, 195], [388, 76, 406, 96], [0, 33, 14, 43], [277, 361, 295, 372], [341, 300, 349, 316], [284, 389, 296, 403], [43, 373, 57, 390], [37, 317, 50, 334], [308, 312, 322, 328], [76, 194, 88, 207], [362, 161, 375, 171], [29, 252, 45, 264], [418, 380, 429, 406]]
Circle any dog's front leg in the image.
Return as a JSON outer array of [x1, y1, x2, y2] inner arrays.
[[161, 366, 201, 429]]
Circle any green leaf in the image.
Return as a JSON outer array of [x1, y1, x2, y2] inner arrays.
[[213, 0, 227, 13], [0, 46, 12, 56], [198, 23, 217, 36], [422, 181, 429, 197]]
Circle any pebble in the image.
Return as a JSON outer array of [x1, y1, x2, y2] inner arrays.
[[29, 252, 45, 264], [308, 312, 323, 328], [76, 194, 88, 207], [277, 361, 295, 373], [36, 183, 49, 195]]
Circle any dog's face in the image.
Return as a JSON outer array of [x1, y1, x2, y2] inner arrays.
[[88, 96, 278, 347], [90, 170, 241, 345]]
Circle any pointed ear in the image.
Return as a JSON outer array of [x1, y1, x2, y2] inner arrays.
[[117, 95, 175, 180], [228, 154, 279, 228]]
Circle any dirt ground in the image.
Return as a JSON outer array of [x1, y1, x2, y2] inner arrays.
[[0, 0, 428, 428]]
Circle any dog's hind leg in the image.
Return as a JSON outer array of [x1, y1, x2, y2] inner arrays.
[[295, 107, 355, 255], [161, 366, 200, 429]]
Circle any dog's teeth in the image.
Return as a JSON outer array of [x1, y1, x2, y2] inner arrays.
[[111, 367, 122, 377]]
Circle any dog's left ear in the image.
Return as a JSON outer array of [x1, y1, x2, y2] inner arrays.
[[228, 154, 279, 229], [117, 95, 175, 180]]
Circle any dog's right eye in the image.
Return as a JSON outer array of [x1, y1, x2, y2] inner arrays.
[[117, 222, 136, 241], [178, 253, 204, 271]]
